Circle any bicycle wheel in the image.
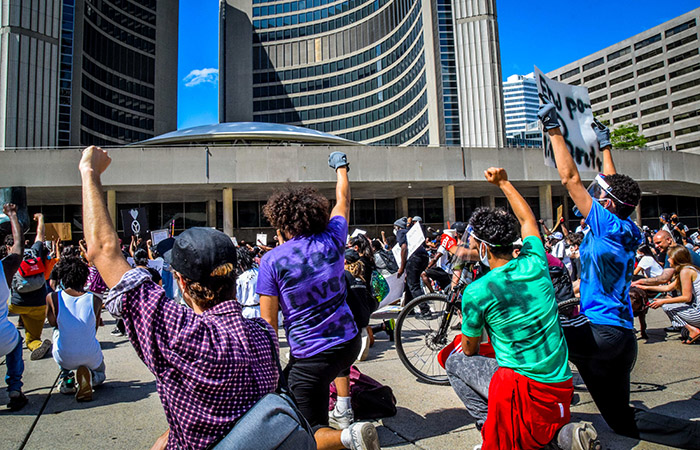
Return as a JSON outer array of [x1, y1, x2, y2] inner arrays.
[[395, 293, 461, 385]]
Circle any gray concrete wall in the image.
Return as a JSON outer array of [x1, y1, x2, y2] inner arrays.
[[219, 0, 254, 123], [154, 0, 179, 136]]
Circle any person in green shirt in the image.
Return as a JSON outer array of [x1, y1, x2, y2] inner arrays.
[[445, 167, 600, 450]]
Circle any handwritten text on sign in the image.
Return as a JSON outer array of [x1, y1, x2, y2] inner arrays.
[[534, 66, 602, 173]]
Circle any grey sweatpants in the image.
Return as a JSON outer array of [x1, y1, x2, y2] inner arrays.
[[444, 353, 498, 430]]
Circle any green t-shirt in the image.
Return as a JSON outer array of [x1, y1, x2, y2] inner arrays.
[[461, 235, 571, 383]]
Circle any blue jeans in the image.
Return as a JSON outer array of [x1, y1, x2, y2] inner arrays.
[[5, 330, 24, 393]]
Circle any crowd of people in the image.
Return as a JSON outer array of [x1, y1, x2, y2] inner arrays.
[[1, 104, 699, 449]]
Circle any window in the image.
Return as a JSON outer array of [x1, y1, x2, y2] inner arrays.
[[612, 99, 636, 111], [665, 19, 696, 38], [634, 34, 661, 50], [636, 47, 663, 63], [611, 86, 635, 98], [590, 95, 608, 105], [674, 109, 700, 122], [671, 78, 700, 93], [642, 118, 670, 129], [607, 47, 631, 61], [593, 107, 609, 115], [639, 89, 666, 103], [677, 140, 700, 150], [613, 112, 637, 123], [672, 93, 700, 107], [637, 61, 665, 76], [667, 33, 698, 51], [588, 82, 607, 93], [560, 67, 580, 80], [583, 70, 605, 82], [610, 72, 633, 85], [583, 57, 605, 71], [608, 59, 633, 73], [640, 104, 668, 116], [676, 125, 700, 136], [638, 75, 666, 89], [670, 63, 700, 79], [668, 49, 699, 65], [647, 131, 671, 142]]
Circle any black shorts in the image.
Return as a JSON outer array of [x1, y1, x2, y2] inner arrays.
[[284, 333, 361, 432], [424, 267, 451, 289]]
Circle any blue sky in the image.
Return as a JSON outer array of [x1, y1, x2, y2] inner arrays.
[[177, 0, 699, 129]]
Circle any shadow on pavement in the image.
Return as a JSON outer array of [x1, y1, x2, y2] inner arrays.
[[383, 406, 474, 441], [45, 379, 157, 412]]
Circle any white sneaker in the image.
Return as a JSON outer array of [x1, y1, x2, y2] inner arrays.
[[75, 366, 93, 402], [347, 422, 380, 450], [329, 406, 354, 429], [571, 422, 601, 450]]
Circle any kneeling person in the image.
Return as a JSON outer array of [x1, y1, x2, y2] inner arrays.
[[445, 167, 599, 450], [46, 257, 105, 401]]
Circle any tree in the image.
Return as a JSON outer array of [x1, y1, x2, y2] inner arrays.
[[610, 123, 648, 150]]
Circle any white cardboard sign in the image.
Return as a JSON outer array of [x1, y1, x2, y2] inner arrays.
[[406, 222, 425, 259], [534, 66, 602, 173], [256, 233, 268, 246]]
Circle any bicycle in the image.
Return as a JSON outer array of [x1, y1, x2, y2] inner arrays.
[[394, 279, 581, 385], [394, 279, 468, 385]]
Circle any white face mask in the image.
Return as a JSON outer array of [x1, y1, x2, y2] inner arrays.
[[393, 229, 398, 236], [479, 242, 490, 268]]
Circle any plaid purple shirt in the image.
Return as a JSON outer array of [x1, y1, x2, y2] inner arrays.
[[106, 268, 279, 449], [86, 265, 108, 294]]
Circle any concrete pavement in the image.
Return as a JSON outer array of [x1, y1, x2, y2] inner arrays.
[[1, 307, 699, 450]]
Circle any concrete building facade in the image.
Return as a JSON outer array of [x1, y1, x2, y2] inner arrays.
[[0, 0, 178, 149], [547, 7, 700, 154], [219, 0, 505, 147]]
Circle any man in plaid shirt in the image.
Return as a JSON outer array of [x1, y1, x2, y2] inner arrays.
[[79, 146, 278, 449]]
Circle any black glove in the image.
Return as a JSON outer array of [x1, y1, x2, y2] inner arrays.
[[328, 151, 349, 172], [537, 100, 560, 132]]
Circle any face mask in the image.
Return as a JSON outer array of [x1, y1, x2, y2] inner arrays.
[[479, 242, 490, 268], [393, 229, 398, 236]]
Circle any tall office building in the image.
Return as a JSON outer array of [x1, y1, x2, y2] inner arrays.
[[0, 0, 178, 149], [219, 0, 505, 146], [502, 73, 541, 147], [548, 7, 700, 153]]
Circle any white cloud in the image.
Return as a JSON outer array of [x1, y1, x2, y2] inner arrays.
[[183, 68, 219, 87]]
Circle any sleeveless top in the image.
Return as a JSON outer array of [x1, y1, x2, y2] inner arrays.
[[0, 260, 20, 356], [690, 267, 700, 308], [52, 290, 103, 370]]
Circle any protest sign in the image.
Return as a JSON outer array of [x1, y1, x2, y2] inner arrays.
[[120, 207, 148, 238], [534, 66, 602, 173], [350, 229, 366, 238], [256, 233, 268, 246], [45, 223, 72, 241], [151, 229, 170, 246], [406, 222, 425, 259], [392, 243, 402, 268], [378, 273, 406, 308]]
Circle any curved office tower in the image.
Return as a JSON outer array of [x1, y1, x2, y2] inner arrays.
[[64, 0, 178, 146]]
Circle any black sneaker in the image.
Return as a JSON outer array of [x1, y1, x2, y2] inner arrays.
[[30, 339, 52, 360], [110, 327, 125, 336], [664, 326, 683, 333], [7, 391, 28, 411]]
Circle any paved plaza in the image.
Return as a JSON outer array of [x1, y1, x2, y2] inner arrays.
[[1, 307, 699, 450]]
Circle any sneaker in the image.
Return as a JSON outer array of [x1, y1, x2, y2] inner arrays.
[[75, 366, 93, 402], [7, 391, 28, 411], [110, 327, 125, 336], [561, 422, 601, 450], [384, 319, 395, 342], [30, 339, 52, 360], [473, 446, 482, 450], [329, 406, 354, 429], [347, 422, 380, 450], [60, 377, 77, 395], [664, 325, 682, 333], [16, 317, 24, 329]]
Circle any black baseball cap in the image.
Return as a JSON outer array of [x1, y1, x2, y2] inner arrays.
[[164, 228, 237, 282], [345, 248, 360, 263], [453, 222, 467, 234]]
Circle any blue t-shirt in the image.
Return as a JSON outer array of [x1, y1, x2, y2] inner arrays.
[[579, 201, 642, 329], [256, 216, 358, 358]]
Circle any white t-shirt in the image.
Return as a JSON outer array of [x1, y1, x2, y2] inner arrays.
[[0, 260, 20, 356], [637, 256, 663, 278]]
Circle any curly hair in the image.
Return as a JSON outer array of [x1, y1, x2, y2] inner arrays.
[[54, 257, 89, 291], [605, 173, 641, 218], [345, 260, 365, 281], [263, 186, 330, 238], [181, 263, 237, 310], [567, 232, 584, 247], [468, 207, 519, 258], [236, 246, 255, 275], [133, 249, 149, 267]]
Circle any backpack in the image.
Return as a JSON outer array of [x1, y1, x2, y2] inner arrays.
[[12, 252, 46, 293], [329, 366, 397, 420], [378, 249, 398, 274], [344, 271, 377, 329]]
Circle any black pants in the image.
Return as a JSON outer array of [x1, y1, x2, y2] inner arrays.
[[404, 252, 429, 302], [284, 333, 361, 432], [424, 267, 451, 290], [565, 322, 700, 449]]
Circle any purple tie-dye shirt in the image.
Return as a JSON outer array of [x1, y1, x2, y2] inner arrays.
[[256, 215, 358, 358], [106, 268, 278, 449], [85, 265, 108, 294]]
